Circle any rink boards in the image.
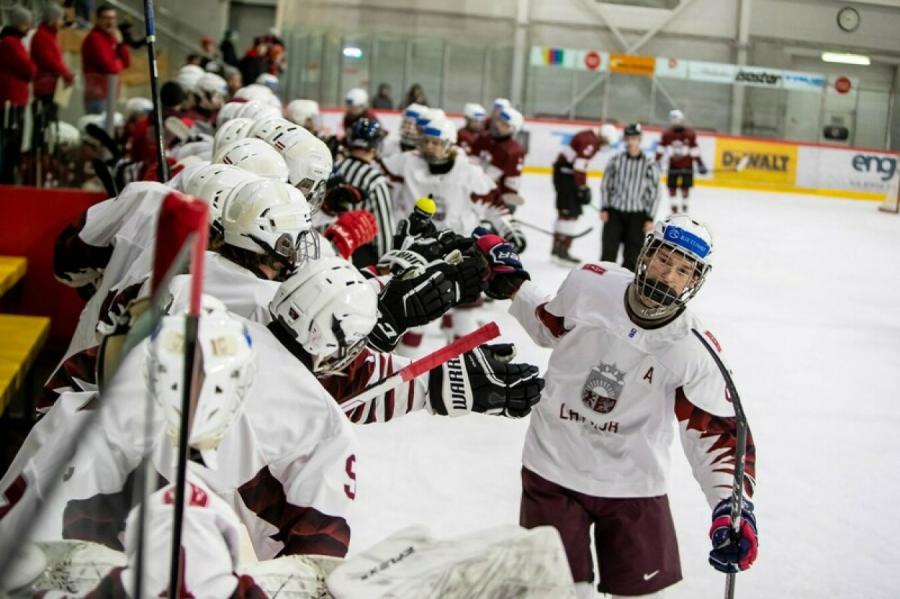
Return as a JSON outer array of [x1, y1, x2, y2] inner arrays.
[[321, 109, 899, 202]]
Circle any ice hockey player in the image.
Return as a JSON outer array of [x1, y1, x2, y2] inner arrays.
[[656, 109, 707, 214], [284, 98, 341, 159], [342, 87, 378, 137], [184, 72, 230, 124], [507, 215, 758, 599], [472, 105, 528, 235], [326, 117, 394, 267], [551, 122, 617, 264], [0, 297, 359, 562], [457, 102, 487, 155], [600, 123, 659, 272]]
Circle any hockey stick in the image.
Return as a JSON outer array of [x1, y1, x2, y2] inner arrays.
[[340, 322, 500, 414], [690, 329, 748, 599], [165, 116, 192, 143], [144, 0, 169, 182], [711, 154, 751, 175], [514, 219, 593, 239]]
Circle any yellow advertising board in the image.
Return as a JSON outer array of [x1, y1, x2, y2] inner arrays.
[[714, 137, 797, 188], [608, 54, 656, 77]]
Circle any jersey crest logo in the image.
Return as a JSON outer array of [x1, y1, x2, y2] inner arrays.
[[581, 362, 626, 414]]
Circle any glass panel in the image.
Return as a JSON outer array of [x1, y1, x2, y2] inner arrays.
[[444, 43, 489, 113], [371, 38, 408, 110], [339, 36, 372, 99], [406, 40, 445, 108]]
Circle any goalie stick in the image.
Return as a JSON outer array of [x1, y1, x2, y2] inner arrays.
[[691, 329, 749, 599], [340, 322, 500, 414], [514, 219, 593, 239]]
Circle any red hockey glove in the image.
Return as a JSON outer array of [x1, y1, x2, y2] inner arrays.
[[324, 210, 378, 259], [709, 498, 758, 573]]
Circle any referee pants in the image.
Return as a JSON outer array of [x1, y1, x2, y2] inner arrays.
[[600, 208, 648, 272]]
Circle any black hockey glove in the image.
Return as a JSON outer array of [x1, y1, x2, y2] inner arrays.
[[576, 185, 592, 205], [368, 268, 455, 353], [322, 174, 364, 216], [472, 227, 530, 300], [428, 343, 544, 418], [431, 254, 488, 305], [696, 162, 709, 176], [392, 211, 439, 251]]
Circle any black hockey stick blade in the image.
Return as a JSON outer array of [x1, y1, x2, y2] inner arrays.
[[92, 158, 118, 196], [85, 122, 122, 162]]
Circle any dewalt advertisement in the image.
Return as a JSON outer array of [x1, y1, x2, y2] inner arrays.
[[714, 138, 797, 190]]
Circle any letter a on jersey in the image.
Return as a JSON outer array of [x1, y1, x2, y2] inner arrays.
[[643, 366, 654, 384], [581, 362, 626, 414]]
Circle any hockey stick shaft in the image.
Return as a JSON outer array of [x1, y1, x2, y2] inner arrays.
[[144, 0, 169, 182], [514, 219, 593, 239], [341, 322, 500, 414], [691, 329, 748, 599]]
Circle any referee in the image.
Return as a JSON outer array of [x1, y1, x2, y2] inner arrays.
[[328, 117, 395, 267], [600, 123, 660, 271]]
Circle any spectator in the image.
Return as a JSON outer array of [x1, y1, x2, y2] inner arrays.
[[219, 29, 239, 67], [223, 64, 242, 95], [401, 83, 427, 109], [371, 83, 393, 109], [81, 2, 131, 115], [186, 53, 203, 66], [0, 6, 36, 184], [239, 36, 269, 87], [31, 3, 74, 144], [72, 0, 94, 29]]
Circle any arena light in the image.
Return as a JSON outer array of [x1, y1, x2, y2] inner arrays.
[[821, 52, 871, 65], [343, 46, 364, 59]]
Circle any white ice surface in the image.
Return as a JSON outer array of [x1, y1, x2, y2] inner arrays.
[[349, 175, 900, 598]]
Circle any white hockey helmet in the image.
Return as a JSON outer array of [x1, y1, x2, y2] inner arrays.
[[268, 128, 333, 209], [147, 304, 256, 451], [463, 102, 487, 121], [256, 73, 279, 92], [344, 87, 368, 109], [669, 109, 685, 124], [171, 139, 213, 162], [400, 103, 426, 145], [125, 97, 153, 120], [492, 97, 511, 113], [235, 100, 281, 122], [213, 117, 254, 155], [249, 116, 300, 145], [493, 106, 524, 135], [599, 123, 619, 146], [222, 178, 318, 274], [47, 121, 81, 149], [176, 64, 206, 94], [285, 99, 320, 128], [235, 84, 282, 109], [169, 158, 210, 192], [217, 101, 246, 125], [632, 214, 714, 320], [213, 138, 289, 181], [419, 117, 456, 164], [269, 257, 378, 375], [185, 163, 261, 232]]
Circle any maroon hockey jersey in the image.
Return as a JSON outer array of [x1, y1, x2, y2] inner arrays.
[[656, 126, 703, 171], [556, 129, 602, 187], [457, 127, 481, 156], [473, 133, 526, 201]]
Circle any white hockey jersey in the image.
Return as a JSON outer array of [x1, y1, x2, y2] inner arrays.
[[1, 319, 358, 560], [510, 263, 756, 508], [379, 150, 494, 236]]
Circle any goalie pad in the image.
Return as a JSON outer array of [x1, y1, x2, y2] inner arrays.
[[326, 525, 575, 599]]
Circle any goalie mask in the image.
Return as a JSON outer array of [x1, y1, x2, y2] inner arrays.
[[631, 214, 713, 321], [269, 257, 378, 375], [221, 179, 319, 279], [146, 304, 256, 451]]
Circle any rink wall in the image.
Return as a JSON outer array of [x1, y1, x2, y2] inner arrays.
[[323, 109, 899, 201]]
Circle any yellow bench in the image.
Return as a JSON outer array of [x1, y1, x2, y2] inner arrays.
[[0, 314, 51, 415], [0, 256, 27, 298]]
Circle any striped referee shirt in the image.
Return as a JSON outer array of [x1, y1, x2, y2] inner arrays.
[[601, 150, 660, 217], [333, 156, 396, 257]]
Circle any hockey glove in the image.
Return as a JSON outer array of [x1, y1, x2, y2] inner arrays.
[[473, 227, 530, 300], [428, 343, 544, 418], [377, 247, 430, 278], [709, 498, 758, 574], [368, 269, 455, 353], [696, 162, 709, 176], [392, 212, 438, 251], [322, 174, 364, 216], [576, 185, 592, 206], [432, 254, 488, 305], [324, 210, 378, 259]]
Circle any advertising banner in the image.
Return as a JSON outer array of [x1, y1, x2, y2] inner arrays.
[[797, 146, 897, 197], [609, 54, 656, 77], [733, 65, 784, 88], [574, 50, 608, 72], [529, 47, 577, 69], [782, 70, 827, 92], [714, 138, 798, 188], [688, 61, 737, 84], [655, 56, 688, 79]]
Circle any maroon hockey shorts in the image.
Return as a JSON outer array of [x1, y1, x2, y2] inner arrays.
[[519, 467, 682, 595]]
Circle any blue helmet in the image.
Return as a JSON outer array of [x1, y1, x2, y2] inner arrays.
[[348, 117, 384, 150]]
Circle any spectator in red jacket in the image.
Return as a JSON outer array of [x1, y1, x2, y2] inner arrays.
[[0, 6, 36, 184], [81, 2, 130, 115], [31, 4, 74, 150]]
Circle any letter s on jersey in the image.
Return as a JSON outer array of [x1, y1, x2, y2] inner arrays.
[[344, 454, 357, 500]]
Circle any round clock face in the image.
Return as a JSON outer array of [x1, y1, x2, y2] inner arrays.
[[837, 7, 860, 32]]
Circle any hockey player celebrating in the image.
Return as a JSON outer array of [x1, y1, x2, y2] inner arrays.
[[656, 109, 707, 214], [552, 123, 618, 263], [507, 214, 758, 598], [457, 102, 487, 155]]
